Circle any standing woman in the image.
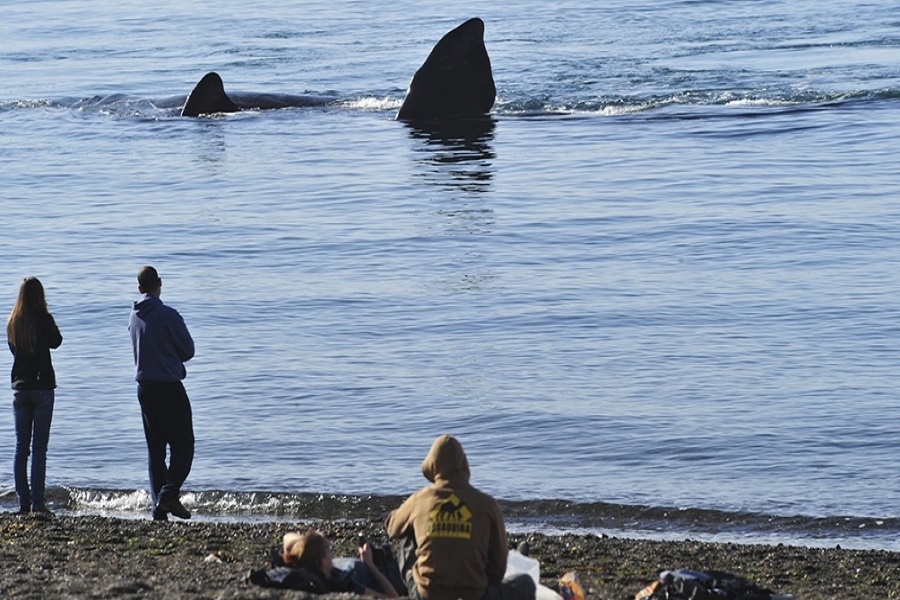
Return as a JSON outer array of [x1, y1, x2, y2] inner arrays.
[[6, 277, 62, 515]]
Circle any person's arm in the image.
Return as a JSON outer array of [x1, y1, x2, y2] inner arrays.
[[358, 544, 399, 598], [46, 314, 62, 349], [170, 311, 195, 362], [485, 503, 508, 585], [385, 491, 419, 539]]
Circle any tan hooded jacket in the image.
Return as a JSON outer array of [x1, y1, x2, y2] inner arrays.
[[385, 435, 508, 600]]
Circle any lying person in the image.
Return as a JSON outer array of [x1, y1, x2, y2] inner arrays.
[[281, 528, 400, 598]]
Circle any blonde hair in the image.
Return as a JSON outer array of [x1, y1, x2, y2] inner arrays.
[[283, 530, 329, 574], [6, 277, 49, 354]]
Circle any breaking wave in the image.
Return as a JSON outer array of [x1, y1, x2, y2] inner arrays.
[[3, 486, 897, 551]]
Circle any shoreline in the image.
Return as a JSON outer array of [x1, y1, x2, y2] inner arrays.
[[1, 513, 897, 599], [21, 487, 900, 551]]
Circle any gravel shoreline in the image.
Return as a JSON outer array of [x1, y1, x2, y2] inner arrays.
[[1, 513, 897, 599]]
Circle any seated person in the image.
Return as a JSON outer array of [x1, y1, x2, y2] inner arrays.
[[281, 528, 400, 598], [385, 434, 536, 600]]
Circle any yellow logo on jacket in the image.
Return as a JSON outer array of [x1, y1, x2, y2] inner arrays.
[[427, 493, 473, 539]]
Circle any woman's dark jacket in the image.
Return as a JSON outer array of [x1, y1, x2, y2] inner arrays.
[[9, 313, 62, 390]]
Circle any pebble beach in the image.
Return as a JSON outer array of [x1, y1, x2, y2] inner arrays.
[[1, 513, 897, 600]]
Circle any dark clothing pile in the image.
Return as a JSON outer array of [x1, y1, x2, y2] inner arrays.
[[635, 569, 794, 600]]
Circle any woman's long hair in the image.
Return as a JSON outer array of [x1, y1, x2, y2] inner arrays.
[[6, 277, 49, 354]]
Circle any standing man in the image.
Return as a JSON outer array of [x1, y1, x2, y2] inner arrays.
[[128, 266, 195, 521], [385, 434, 535, 600]]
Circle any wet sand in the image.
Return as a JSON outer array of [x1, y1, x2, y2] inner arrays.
[[0, 513, 896, 599]]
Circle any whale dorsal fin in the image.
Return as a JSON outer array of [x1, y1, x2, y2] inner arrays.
[[397, 18, 496, 121], [181, 72, 240, 117], [180, 19, 496, 120]]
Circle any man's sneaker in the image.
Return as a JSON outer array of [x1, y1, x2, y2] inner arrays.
[[157, 498, 191, 520], [31, 505, 55, 518]]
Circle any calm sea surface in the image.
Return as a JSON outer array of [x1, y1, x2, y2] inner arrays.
[[2, 0, 900, 549]]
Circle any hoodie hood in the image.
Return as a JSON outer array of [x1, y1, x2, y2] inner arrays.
[[133, 294, 162, 319], [421, 434, 470, 485]]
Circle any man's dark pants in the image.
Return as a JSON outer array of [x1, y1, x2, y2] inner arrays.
[[137, 381, 194, 508]]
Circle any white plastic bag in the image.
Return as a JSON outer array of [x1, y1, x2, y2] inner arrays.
[[505, 550, 540, 584], [505, 550, 563, 600]]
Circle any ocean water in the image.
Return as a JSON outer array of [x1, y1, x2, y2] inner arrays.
[[2, 0, 900, 549]]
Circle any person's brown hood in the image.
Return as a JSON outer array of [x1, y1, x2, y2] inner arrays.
[[421, 434, 470, 485]]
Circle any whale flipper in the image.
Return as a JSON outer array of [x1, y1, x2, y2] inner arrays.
[[396, 18, 496, 121], [181, 72, 240, 117]]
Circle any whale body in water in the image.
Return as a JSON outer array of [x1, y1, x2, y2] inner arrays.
[[180, 17, 495, 120]]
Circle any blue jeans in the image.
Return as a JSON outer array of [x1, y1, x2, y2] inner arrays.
[[12, 388, 55, 510]]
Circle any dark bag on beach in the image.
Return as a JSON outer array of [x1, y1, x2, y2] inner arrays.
[[246, 548, 331, 593], [635, 569, 792, 600], [247, 564, 331, 593]]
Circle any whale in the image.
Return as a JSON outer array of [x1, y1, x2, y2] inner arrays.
[[181, 72, 239, 117], [180, 17, 495, 120], [180, 72, 335, 116], [395, 17, 495, 121]]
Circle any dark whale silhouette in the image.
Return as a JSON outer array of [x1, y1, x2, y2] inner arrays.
[[395, 18, 495, 121], [180, 17, 495, 120], [181, 72, 239, 117]]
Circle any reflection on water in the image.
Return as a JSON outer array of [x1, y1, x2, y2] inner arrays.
[[405, 118, 498, 295], [405, 117, 496, 194], [190, 120, 229, 166], [405, 117, 497, 236]]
